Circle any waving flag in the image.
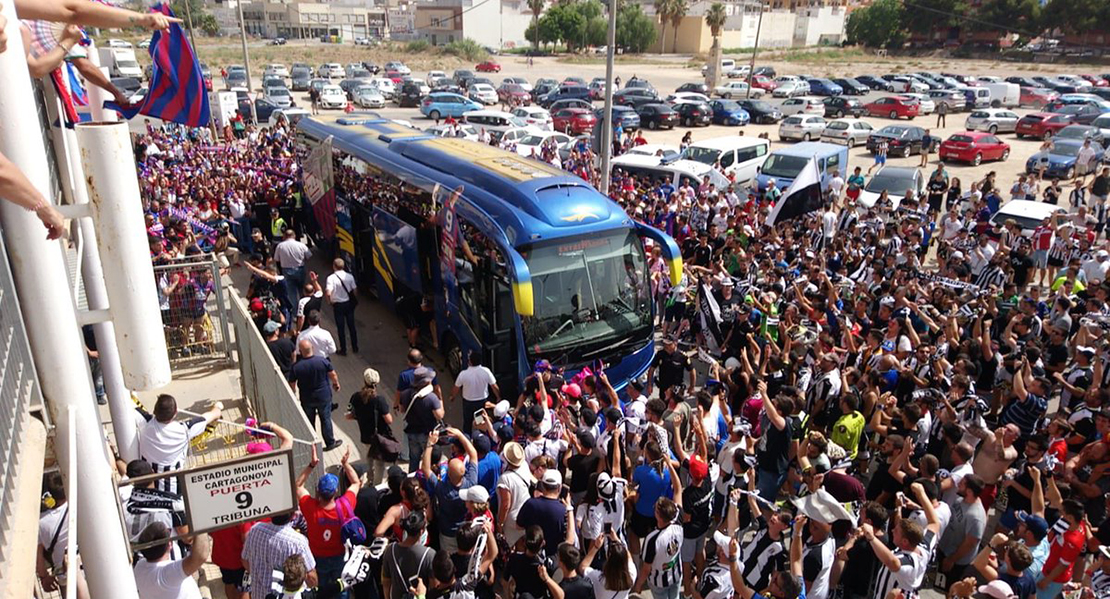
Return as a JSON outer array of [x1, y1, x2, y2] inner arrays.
[[766, 155, 824, 226], [105, 4, 210, 127], [697, 279, 724, 355]]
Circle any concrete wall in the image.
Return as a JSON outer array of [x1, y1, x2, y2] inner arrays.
[[657, 9, 797, 54], [792, 6, 846, 47]]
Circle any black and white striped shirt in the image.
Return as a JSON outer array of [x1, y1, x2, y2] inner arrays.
[[641, 523, 684, 590], [805, 368, 842, 415], [871, 530, 935, 599], [1091, 568, 1110, 599], [973, 264, 1008, 290], [741, 520, 787, 590]]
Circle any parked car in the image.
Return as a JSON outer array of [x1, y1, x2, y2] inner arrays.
[[1092, 113, 1110, 144], [780, 97, 824, 116], [497, 83, 532, 106], [353, 85, 386, 109], [772, 80, 808, 98], [807, 78, 843, 96], [820, 118, 874, 147], [677, 82, 709, 95], [898, 93, 933, 115], [263, 86, 294, 108], [318, 85, 347, 109], [867, 125, 927, 156], [779, 115, 827, 141], [290, 68, 312, 91], [666, 92, 712, 106], [857, 166, 925, 210], [889, 76, 929, 93], [339, 78, 371, 98], [600, 105, 641, 130], [319, 63, 344, 79], [510, 106, 552, 129], [502, 76, 532, 92], [714, 81, 762, 99], [928, 89, 967, 112], [989, 200, 1068, 236], [1050, 103, 1107, 125], [709, 100, 750, 126], [938, 131, 1011, 165], [636, 103, 679, 130], [515, 131, 573, 157], [675, 102, 712, 127], [548, 98, 593, 113], [384, 61, 411, 75], [738, 99, 782, 124], [552, 107, 597, 134], [468, 83, 498, 105], [370, 77, 397, 99], [863, 96, 920, 119], [1019, 87, 1058, 109], [965, 108, 1020, 134], [1016, 112, 1075, 139], [541, 84, 592, 107], [1025, 138, 1105, 179], [269, 37, 286, 46], [1005, 76, 1041, 88], [833, 78, 870, 95], [420, 92, 483, 119], [613, 87, 658, 108], [396, 81, 425, 107], [856, 75, 893, 91], [727, 65, 752, 78], [462, 111, 535, 141], [475, 60, 501, 73], [1054, 124, 1106, 148], [750, 75, 777, 92], [822, 97, 864, 118]]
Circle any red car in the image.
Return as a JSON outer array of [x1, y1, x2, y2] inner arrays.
[[938, 131, 1010, 166], [476, 61, 501, 73], [751, 75, 777, 91], [385, 70, 404, 84], [497, 83, 531, 105], [552, 107, 597, 134], [1079, 74, 1108, 87], [1015, 112, 1074, 140], [863, 96, 919, 119], [1019, 87, 1058, 109]]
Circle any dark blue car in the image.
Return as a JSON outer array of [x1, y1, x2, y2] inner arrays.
[[807, 78, 843, 96], [709, 99, 750, 126], [856, 75, 892, 91], [596, 105, 641, 130]]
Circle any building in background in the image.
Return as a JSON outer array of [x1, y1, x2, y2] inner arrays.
[[413, 0, 532, 48], [228, 1, 388, 41]]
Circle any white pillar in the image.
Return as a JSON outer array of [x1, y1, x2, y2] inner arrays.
[[63, 126, 140, 460], [84, 41, 118, 123], [0, 4, 140, 599], [75, 122, 172, 391]]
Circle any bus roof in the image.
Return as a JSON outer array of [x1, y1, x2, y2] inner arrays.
[[298, 114, 632, 246], [769, 141, 844, 157]]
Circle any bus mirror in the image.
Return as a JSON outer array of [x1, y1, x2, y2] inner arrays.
[[633, 223, 683, 287], [505, 248, 534, 317]]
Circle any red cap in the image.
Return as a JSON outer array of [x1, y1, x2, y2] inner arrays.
[[688, 455, 709, 480], [249, 298, 264, 311]]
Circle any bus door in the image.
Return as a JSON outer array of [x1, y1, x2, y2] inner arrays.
[[484, 268, 519, 400]]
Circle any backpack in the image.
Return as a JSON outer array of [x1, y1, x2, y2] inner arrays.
[[335, 495, 367, 545]]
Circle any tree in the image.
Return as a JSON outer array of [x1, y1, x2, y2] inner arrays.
[[1040, 0, 1107, 33], [845, 0, 905, 48], [586, 17, 608, 47], [654, 0, 671, 53], [704, 2, 727, 87], [668, 0, 687, 53], [901, 0, 967, 36], [972, 0, 1041, 33], [617, 4, 657, 52], [528, 0, 546, 49]]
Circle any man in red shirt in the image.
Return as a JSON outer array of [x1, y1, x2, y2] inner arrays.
[[296, 446, 362, 599], [210, 521, 256, 599], [1037, 499, 1087, 599], [1032, 217, 1054, 288]]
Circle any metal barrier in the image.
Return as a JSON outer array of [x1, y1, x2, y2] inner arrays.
[[153, 257, 232, 364], [0, 232, 47, 566], [227, 285, 323, 487]]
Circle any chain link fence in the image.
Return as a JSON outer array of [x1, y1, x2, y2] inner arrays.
[[153, 257, 232, 364]]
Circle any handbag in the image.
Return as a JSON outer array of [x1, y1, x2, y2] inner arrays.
[[338, 274, 358, 308], [369, 397, 400, 462]]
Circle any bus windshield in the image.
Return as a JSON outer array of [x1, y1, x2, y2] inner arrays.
[[760, 153, 809, 179], [520, 230, 651, 363]]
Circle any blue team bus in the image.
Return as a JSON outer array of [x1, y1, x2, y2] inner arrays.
[[295, 113, 682, 395]]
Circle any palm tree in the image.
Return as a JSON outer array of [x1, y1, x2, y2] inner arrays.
[[705, 3, 728, 87], [528, 0, 545, 50], [668, 0, 687, 53], [654, 0, 671, 53]]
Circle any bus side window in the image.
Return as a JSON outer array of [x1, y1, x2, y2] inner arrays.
[[719, 151, 736, 169]]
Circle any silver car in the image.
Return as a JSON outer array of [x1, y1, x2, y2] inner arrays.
[[353, 85, 385, 109], [965, 109, 1020, 134], [779, 115, 827, 141], [928, 89, 966, 112], [820, 118, 874, 148]]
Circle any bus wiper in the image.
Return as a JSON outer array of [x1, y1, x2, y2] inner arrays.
[[551, 318, 575, 339]]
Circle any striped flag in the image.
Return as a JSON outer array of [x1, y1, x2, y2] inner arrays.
[[104, 4, 210, 127], [765, 155, 823, 226]]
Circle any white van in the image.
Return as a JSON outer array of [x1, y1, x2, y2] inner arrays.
[[984, 82, 1019, 108], [611, 154, 731, 191], [703, 58, 736, 75], [957, 86, 992, 109], [682, 136, 770, 185], [461, 110, 537, 140]]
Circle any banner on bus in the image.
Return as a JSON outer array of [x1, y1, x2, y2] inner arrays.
[[304, 135, 337, 240], [436, 184, 462, 293]]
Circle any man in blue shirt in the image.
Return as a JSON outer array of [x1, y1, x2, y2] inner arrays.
[[472, 433, 501, 498], [288, 339, 342, 450], [421, 426, 478, 556]]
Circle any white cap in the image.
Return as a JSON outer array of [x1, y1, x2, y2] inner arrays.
[[459, 486, 490, 504], [493, 400, 511, 419]]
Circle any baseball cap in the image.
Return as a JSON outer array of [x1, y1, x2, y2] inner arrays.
[[541, 469, 563, 489], [262, 320, 281, 335], [975, 580, 1015, 599], [881, 340, 896, 352], [363, 368, 381, 386], [493, 400, 511, 419], [472, 433, 492, 455], [534, 359, 552, 372], [459, 486, 490, 504], [1015, 511, 1049, 540], [317, 473, 339, 497], [561, 382, 582, 398], [1077, 346, 1097, 357], [629, 379, 645, 393], [688, 455, 709, 480], [250, 298, 265, 311]]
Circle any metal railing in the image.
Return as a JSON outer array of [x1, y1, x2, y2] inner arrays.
[[153, 257, 232, 364], [227, 285, 323, 487], [0, 231, 47, 566]]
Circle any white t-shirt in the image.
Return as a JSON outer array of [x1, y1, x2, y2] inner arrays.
[[296, 325, 336, 358], [942, 462, 973, 506], [455, 366, 497, 401], [497, 467, 533, 545], [140, 419, 208, 469], [38, 505, 69, 569], [132, 558, 202, 599], [584, 555, 637, 599], [524, 436, 568, 464], [325, 271, 356, 303]]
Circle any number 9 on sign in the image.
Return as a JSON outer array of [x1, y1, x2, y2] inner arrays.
[[236, 492, 253, 510]]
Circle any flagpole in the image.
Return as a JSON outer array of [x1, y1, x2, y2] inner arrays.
[[182, 0, 199, 58], [235, 0, 258, 124]]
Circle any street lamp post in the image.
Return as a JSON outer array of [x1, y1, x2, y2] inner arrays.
[[598, 0, 617, 195], [236, 0, 258, 124], [745, 2, 765, 99]]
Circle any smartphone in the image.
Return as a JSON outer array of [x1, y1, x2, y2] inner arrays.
[[560, 484, 570, 500], [604, 522, 613, 535], [473, 409, 487, 427], [407, 575, 420, 590]]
